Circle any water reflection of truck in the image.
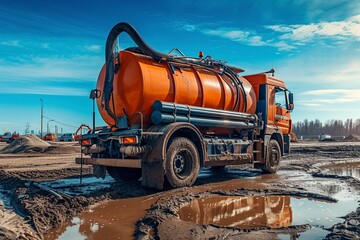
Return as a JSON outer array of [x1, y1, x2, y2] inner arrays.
[[178, 196, 292, 229], [76, 22, 295, 189]]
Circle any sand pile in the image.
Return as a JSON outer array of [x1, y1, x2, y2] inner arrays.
[[343, 134, 360, 142], [0, 135, 51, 153], [0, 205, 41, 240]]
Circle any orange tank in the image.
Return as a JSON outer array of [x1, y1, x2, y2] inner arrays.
[[97, 50, 257, 128]]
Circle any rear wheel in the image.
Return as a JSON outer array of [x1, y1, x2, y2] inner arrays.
[[255, 139, 281, 173], [106, 166, 141, 181], [165, 137, 200, 188]]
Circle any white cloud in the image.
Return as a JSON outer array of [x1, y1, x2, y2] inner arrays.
[[0, 40, 21, 47], [180, 14, 360, 52], [0, 55, 102, 81], [273, 41, 296, 51], [267, 15, 360, 42], [300, 103, 321, 107], [85, 45, 101, 52], [182, 24, 197, 32], [297, 89, 360, 108], [348, 14, 360, 23], [0, 86, 88, 96], [188, 27, 267, 47], [301, 89, 360, 96]]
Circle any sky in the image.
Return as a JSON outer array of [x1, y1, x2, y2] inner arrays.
[[0, 0, 360, 134]]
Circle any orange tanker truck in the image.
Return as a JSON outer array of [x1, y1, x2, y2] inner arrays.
[[76, 22, 294, 189]]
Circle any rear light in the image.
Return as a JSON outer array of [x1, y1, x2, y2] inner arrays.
[[119, 136, 138, 144], [81, 139, 91, 146]]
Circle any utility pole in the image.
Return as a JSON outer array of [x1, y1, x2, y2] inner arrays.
[[40, 98, 44, 138]]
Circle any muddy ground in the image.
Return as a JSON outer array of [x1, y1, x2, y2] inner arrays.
[[0, 140, 359, 240]]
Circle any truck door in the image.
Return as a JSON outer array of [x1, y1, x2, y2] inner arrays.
[[274, 87, 291, 134]]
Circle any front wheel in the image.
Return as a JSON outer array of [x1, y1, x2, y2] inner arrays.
[[165, 137, 200, 188], [255, 139, 281, 173]]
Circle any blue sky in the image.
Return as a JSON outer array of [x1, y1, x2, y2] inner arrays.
[[1, 0, 360, 134]]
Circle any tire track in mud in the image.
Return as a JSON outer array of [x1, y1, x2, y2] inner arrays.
[[0, 170, 103, 239]]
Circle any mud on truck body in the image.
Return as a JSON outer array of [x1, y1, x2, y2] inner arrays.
[[76, 22, 294, 189]]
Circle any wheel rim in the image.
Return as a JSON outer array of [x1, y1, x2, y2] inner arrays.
[[173, 149, 192, 179], [174, 154, 185, 173], [269, 146, 280, 167]]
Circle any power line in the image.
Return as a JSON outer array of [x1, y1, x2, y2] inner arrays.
[[43, 115, 78, 129]]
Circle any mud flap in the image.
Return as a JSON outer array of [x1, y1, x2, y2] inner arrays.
[[93, 165, 106, 179], [141, 160, 165, 189], [141, 134, 166, 189]]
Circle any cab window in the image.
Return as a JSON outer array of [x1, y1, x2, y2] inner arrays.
[[275, 88, 287, 109]]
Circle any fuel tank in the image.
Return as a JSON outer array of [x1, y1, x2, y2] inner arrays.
[[97, 50, 257, 128]]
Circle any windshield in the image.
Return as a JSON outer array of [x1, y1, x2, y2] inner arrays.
[[275, 88, 287, 109]]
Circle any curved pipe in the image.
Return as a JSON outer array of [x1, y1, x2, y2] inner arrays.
[[103, 22, 172, 122]]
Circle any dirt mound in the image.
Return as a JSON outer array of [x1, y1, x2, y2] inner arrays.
[[0, 207, 41, 240], [343, 134, 360, 142], [0, 135, 51, 153], [44, 142, 80, 154], [0, 170, 25, 189]]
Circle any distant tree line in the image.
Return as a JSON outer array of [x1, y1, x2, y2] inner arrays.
[[292, 119, 360, 137]]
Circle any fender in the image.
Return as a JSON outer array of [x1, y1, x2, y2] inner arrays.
[[141, 122, 204, 189]]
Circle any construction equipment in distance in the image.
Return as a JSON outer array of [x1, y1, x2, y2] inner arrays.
[[290, 132, 299, 143], [74, 124, 91, 141], [76, 22, 295, 189], [42, 133, 54, 141]]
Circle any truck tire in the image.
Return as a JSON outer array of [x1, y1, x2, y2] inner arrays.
[[256, 139, 281, 174], [165, 137, 200, 188], [106, 167, 141, 181]]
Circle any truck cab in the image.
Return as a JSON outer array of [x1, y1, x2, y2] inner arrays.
[[244, 73, 294, 157]]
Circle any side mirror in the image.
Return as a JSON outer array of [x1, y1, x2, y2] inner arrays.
[[287, 92, 294, 111]]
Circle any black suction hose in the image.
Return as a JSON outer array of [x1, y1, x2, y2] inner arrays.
[[103, 22, 172, 123], [225, 68, 248, 113]]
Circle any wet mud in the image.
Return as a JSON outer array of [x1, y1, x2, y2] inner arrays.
[[0, 141, 359, 239]]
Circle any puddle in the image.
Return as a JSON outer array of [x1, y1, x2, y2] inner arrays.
[[40, 175, 115, 196], [45, 195, 156, 240], [326, 166, 360, 180], [0, 187, 12, 210], [178, 195, 358, 239]]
